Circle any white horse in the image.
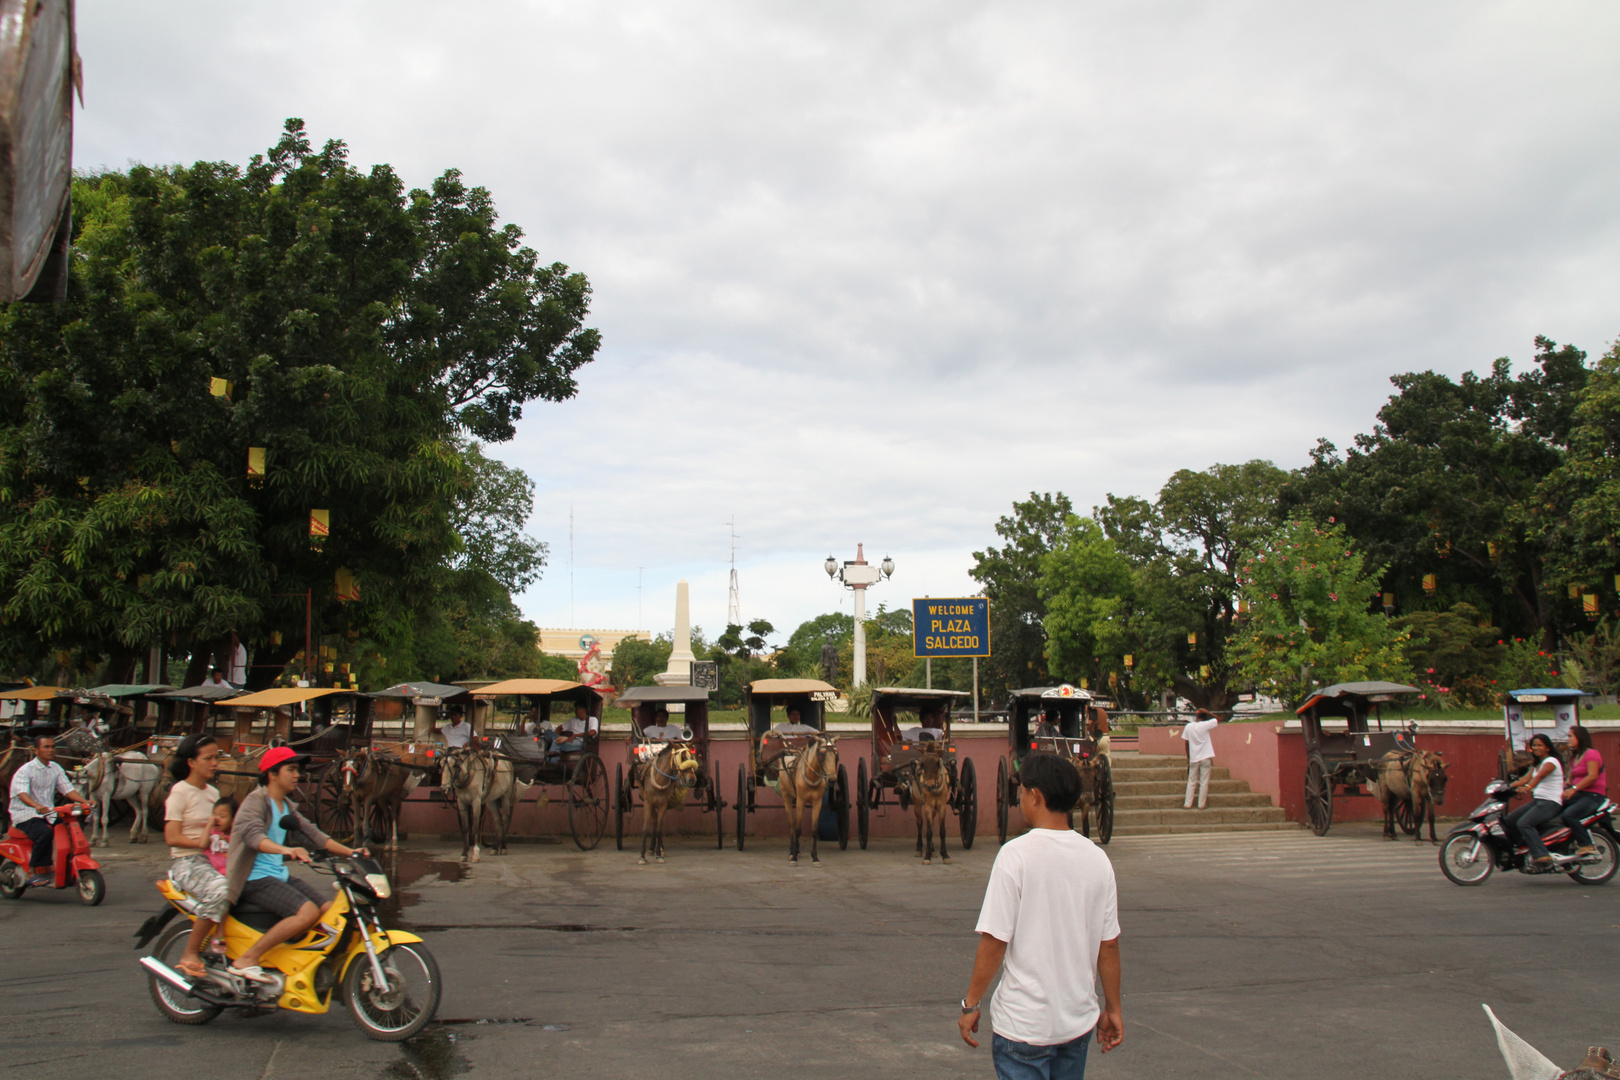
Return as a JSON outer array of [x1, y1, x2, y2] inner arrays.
[[77, 752, 161, 846]]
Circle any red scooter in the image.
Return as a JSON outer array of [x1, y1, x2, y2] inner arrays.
[[0, 804, 105, 904]]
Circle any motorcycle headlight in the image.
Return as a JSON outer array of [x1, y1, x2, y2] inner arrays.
[[365, 873, 392, 899]]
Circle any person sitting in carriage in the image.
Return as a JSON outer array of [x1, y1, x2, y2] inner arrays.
[[1034, 705, 1062, 740], [643, 708, 689, 742], [759, 705, 817, 774], [551, 702, 596, 760], [439, 708, 473, 748], [901, 704, 946, 743]]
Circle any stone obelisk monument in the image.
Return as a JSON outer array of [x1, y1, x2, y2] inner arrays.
[[654, 579, 695, 687]]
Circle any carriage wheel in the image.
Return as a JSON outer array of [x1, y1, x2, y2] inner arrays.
[[958, 757, 977, 850], [714, 762, 725, 850], [835, 764, 850, 850], [1394, 798, 1418, 836], [1096, 758, 1114, 846], [735, 765, 748, 851], [995, 756, 1010, 844], [568, 753, 608, 851], [316, 762, 356, 843], [364, 800, 392, 848], [1305, 755, 1334, 836], [856, 758, 870, 850], [614, 763, 625, 851]]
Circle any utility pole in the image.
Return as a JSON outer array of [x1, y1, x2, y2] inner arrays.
[[569, 504, 575, 628], [824, 545, 895, 688], [637, 566, 644, 631]]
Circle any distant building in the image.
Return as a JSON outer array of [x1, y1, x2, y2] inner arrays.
[[536, 629, 649, 679]]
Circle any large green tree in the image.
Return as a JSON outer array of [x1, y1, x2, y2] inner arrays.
[[1284, 338, 1590, 645], [1230, 520, 1410, 706], [0, 120, 598, 685], [970, 492, 1073, 696]]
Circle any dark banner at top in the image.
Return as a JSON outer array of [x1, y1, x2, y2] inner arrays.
[[912, 597, 991, 658]]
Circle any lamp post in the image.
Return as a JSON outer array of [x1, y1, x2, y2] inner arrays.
[[825, 544, 894, 688]]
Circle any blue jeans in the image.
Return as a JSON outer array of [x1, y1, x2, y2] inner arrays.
[[991, 1030, 1092, 1080], [1506, 799, 1562, 859], [1562, 792, 1605, 847]]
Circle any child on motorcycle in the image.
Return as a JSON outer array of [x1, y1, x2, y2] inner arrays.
[[205, 797, 235, 873], [1505, 733, 1564, 868]]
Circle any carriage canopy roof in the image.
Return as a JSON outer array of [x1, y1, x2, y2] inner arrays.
[[871, 687, 968, 700], [1008, 685, 1094, 701], [471, 678, 594, 697], [1505, 688, 1588, 702], [0, 685, 64, 700], [83, 684, 174, 698], [1295, 681, 1422, 715], [370, 681, 471, 702], [617, 685, 713, 705], [228, 687, 352, 708], [747, 678, 838, 695], [152, 683, 246, 702]]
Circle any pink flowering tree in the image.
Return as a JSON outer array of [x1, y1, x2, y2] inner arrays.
[[1230, 520, 1411, 707]]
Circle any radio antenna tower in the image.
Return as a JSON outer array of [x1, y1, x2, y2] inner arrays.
[[727, 517, 741, 629]]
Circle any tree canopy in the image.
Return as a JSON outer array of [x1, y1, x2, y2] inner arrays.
[[0, 120, 597, 686]]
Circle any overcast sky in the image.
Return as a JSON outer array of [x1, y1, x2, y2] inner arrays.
[[75, 2, 1620, 643]]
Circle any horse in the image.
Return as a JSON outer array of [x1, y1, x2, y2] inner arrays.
[[1374, 748, 1449, 843], [340, 748, 422, 851], [906, 752, 952, 865], [0, 745, 27, 830], [777, 735, 839, 867], [442, 747, 528, 862], [1071, 750, 1106, 838], [76, 752, 161, 846], [637, 744, 700, 864]]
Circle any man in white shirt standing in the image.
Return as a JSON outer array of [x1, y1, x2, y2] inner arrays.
[[8, 736, 94, 886], [958, 753, 1122, 1078], [1181, 708, 1221, 810]]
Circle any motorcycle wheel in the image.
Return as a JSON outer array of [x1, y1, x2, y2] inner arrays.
[[345, 942, 442, 1041], [148, 923, 224, 1025], [76, 869, 105, 906], [1439, 832, 1494, 886], [1567, 827, 1619, 887], [0, 862, 24, 899]]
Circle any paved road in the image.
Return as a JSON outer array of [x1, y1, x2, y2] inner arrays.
[[1, 825, 1612, 1079]]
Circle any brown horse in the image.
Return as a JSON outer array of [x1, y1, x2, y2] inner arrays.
[[907, 753, 952, 864], [1071, 752, 1106, 837], [340, 748, 422, 850], [1374, 749, 1449, 843], [638, 744, 700, 864], [777, 735, 839, 867]]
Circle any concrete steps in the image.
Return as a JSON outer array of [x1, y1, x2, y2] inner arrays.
[[1108, 751, 1297, 837]]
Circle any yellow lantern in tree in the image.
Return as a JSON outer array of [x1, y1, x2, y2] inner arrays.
[[1584, 593, 1599, 620], [334, 568, 359, 603], [1187, 632, 1198, 646], [1422, 574, 1437, 596], [1569, 583, 1582, 599], [309, 509, 330, 548], [1123, 654, 1134, 669], [1199, 664, 1211, 680], [247, 447, 265, 485]]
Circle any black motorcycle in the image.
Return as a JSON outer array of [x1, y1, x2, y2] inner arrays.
[[1439, 780, 1617, 886]]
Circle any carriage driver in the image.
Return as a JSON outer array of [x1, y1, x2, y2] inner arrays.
[[439, 708, 473, 748], [552, 701, 597, 758], [224, 747, 368, 984], [643, 708, 688, 742], [902, 704, 946, 742], [7, 736, 93, 887]]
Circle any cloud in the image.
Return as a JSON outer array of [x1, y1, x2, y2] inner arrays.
[[74, 1, 1620, 636]]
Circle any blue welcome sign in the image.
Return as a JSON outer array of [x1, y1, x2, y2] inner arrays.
[[912, 597, 991, 658]]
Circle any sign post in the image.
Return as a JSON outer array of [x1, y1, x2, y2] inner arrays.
[[912, 597, 991, 722]]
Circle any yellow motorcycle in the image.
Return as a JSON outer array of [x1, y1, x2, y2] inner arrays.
[[136, 844, 440, 1040]]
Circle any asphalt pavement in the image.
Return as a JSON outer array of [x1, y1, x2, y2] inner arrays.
[[1, 823, 1613, 1079]]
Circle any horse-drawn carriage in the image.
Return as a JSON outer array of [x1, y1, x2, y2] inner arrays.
[[465, 678, 610, 853], [736, 679, 850, 864], [1499, 687, 1586, 780], [995, 685, 1114, 845], [1296, 681, 1426, 836], [613, 685, 727, 859], [855, 687, 976, 856]]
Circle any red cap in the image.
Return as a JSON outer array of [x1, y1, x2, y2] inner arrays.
[[258, 746, 307, 773]]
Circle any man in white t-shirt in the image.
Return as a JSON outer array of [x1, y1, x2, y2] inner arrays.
[[958, 752, 1122, 1077], [643, 708, 688, 742], [440, 711, 473, 748], [1180, 708, 1221, 810]]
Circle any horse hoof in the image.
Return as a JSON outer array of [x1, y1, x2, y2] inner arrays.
[[638, 858, 648, 865], [942, 856, 951, 864], [656, 856, 665, 864], [812, 859, 821, 866], [923, 858, 932, 865], [913, 850, 923, 858], [788, 859, 798, 867]]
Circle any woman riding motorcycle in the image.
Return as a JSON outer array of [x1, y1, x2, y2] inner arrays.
[[1561, 725, 1606, 859], [163, 735, 226, 979], [1505, 732, 1564, 868]]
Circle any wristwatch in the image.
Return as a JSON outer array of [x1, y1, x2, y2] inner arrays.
[[961, 997, 981, 1014]]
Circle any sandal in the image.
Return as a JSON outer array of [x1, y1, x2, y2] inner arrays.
[[230, 963, 276, 984], [175, 958, 208, 979]]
